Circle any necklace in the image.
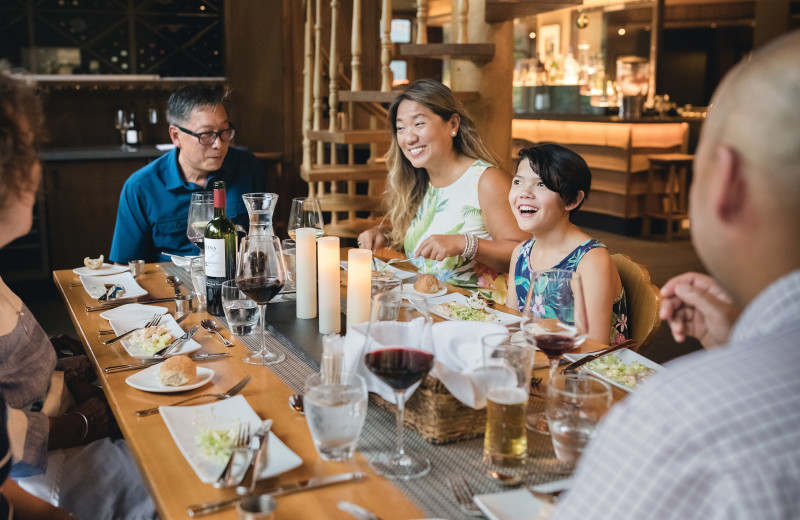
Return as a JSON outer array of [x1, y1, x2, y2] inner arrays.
[[0, 288, 29, 334]]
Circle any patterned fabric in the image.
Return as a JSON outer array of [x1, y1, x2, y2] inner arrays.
[[513, 238, 629, 345], [551, 269, 800, 520], [404, 160, 505, 295]]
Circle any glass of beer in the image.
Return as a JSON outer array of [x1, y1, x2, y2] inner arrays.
[[481, 333, 534, 480]]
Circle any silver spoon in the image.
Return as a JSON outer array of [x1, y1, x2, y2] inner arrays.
[[165, 275, 181, 297], [288, 393, 304, 414], [201, 319, 234, 347]]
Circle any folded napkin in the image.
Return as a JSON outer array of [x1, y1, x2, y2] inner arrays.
[[342, 320, 509, 409]]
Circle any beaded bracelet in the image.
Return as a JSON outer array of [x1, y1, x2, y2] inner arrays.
[[463, 233, 478, 261], [68, 411, 89, 444]]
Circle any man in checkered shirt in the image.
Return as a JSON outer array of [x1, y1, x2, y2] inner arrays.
[[551, 30, 800, 520]]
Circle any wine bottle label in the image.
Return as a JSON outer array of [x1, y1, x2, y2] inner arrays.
[[204, 238, 226, 277], [126, 129, 139, 144]]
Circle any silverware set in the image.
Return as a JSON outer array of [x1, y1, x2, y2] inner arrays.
[[215, 422, 252, 488], [104, 352, 229, 374], [101, 312, 163, 345], [448, 475, 484, 516], [153, 326, 199, 357]]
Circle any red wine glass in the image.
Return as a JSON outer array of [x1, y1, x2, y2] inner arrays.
[[235, 235, 286, 365], [363, 292, 434, 480], [521, 269, 588, 433]]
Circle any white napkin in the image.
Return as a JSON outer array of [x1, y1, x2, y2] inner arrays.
[[342, 320, 509, 409]]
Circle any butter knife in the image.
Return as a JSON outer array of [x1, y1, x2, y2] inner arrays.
[[104, 353, 230, 373], [153, 326, 198, 358], [562, 339, 637, 372], [86, 297, 175, 312], [338, 501, 384, 520], [187, 472, 366, 517]]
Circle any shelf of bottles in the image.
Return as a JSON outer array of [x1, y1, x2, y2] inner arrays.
[[0, 0, 224, 78]]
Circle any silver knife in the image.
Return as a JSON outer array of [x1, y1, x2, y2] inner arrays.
[[86, 297, 175, 312], [154, 326, 199, 358], [562, 339, 637, 372], [104, 353, 229, 373], [338, 501, 385, 520], [186, 472, 366, 517]]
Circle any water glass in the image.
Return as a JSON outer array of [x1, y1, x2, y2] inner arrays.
[[481, 334, 533, 478], [190, 257, 207, 309], [546, 372, 612, 467], [128, 259, 145, 277], [281, 239, 296, 291], [304, 372, 367, 461], [221, 280, 258, 336]]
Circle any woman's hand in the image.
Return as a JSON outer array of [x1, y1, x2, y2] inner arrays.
[[415, 234, 466, 262], [48, 395, 119, 449], [357, 227, 389, 251], [78, 396, 120, 444]]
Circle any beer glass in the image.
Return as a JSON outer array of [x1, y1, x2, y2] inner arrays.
[[481, 333, 533, 480]]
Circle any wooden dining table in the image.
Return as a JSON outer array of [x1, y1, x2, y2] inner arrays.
[[52, 251, 621, 519]]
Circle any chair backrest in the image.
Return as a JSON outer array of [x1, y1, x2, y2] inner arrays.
[[611, 253, 661, 350]]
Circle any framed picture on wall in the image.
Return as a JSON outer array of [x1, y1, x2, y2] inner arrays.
[[539, 24, 560, 62]]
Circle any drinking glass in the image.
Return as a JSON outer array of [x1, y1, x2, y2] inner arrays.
[[304, 372, 367, 461], [521, 269, 588, 433], [235, 235, 286, 365], [287, 197, 324, 241], [546, 372, 612, 467], [281, 239, 296, 292], [222, 280, 258, 336], [363, 292, 433, 479], [481, 333, 534, 481], [114, 109, 132, 150], [190, 257, 207, 309], [187, 192, 214, 254]]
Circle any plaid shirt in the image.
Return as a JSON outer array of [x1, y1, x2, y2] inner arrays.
[[551, 269, 800, 520]]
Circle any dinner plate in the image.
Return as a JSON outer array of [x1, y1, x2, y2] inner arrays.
[[72, 263, 130, 277], [339, 260, 417, 281], [562, 348, 665, 392], [99, 303, 169, 321], [402, 282, 447, 298], [474, 480, 569, 520], [159, 395, 303, 484], [426, 293, 519, 325], [108, 313, 201, 360], [80, 271, 148, 300], [125, 364, 214, 393]]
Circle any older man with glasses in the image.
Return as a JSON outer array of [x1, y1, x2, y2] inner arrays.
[[109, 85, 266, 264]]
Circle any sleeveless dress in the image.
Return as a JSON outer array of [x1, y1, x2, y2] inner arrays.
[[513, 238, 630, 345], [404, 159, 505, 296]]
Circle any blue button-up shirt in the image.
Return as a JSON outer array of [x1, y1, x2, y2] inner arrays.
[[109, 146, 265, 263]]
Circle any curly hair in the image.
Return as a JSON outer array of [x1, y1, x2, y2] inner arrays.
[[0, 74, 44, 212], [517, 143, 591, 213], [383, 78, 499, 249]]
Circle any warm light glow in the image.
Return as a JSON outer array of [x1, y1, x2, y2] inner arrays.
[[618, 28, 626, 36], [529, 32, 536, 39]]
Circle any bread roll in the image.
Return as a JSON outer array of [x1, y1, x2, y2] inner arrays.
[[413, 274, 440, 294], [159, 355, 196, 386]]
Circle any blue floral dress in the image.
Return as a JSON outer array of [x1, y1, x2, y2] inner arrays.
[[513, 238, 630, 345]]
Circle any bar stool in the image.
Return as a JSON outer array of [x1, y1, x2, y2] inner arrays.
[[642, 153, 694, 241]]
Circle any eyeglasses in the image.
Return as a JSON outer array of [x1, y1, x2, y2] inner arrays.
[[175, 124, 236, 146]]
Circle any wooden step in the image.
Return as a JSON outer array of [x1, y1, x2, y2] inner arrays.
[[324, 217, 384, 239], [307, 129, 391, 145], [395, 43, 495, 62], [339, 89, 480, 104], [485, 0, 583, 22], [317, 194, 383, 213], [301, 163, 388, 183]]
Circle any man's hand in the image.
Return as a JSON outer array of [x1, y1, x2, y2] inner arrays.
[[660, 272, 741, 348]]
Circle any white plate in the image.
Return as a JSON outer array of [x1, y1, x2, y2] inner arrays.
[[339, 260, 416, 281], [126, 364, 214, 393], [73, 263, 130, 277], [80, 272, 148, 300], [401, 282, 448, 298], [162, 252, 199, 270], [563, 348, 665, 392], [474, 480, 569, 520], [99, 303, 169, 321], [159, 395, 303, 484], [109, 313, 201, 360], [427, 293, 519, 325]]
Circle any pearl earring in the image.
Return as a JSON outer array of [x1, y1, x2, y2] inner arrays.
[[452, 131, 456, 136]]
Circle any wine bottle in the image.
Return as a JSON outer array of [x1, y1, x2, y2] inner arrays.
[[125, 109, 140, 147], [204, 181, 237, 316]]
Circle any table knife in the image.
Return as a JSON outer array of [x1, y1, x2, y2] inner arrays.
[[186, 472, 366, 517], [338, 501, 384, 520], [562, 339, 637, 372], [104, 353, 229, 373], [153, 326, 198, 357], [86, 297, 175, 312]]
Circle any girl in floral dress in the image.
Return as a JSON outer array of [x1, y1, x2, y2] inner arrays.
[[509, 144, 629, 345], [357, 79, 529, 303]]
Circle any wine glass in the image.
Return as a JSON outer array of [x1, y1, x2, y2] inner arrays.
[[521, 269, 587, 433], [363, 292, 434, 480], [235, 235, 287, 365], [287, 197, 324, 240], [114, 109, 131, 150], [187, 192, 214, 254]]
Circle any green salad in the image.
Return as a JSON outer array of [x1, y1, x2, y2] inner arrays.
[[195, 426, 238, 463], [586, 354, 654, 389], [435, 294, 496, 322]]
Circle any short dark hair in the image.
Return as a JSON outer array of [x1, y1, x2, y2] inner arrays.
[[517, 143, 591, 213], [167, 85, 230, 125], [0, 73, 44, 211]]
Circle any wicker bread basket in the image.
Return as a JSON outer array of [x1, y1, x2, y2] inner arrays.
[[370, 374, 486, 445]]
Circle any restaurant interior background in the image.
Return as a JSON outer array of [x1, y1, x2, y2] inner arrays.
[[0, 0, 796, 362]]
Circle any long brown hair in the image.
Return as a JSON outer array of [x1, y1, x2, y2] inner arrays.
[[384, 79, 499, 249]]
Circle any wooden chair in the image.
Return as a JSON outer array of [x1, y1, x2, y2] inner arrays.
[[642, 153, 694, 240], [611, 253, 662, 350]]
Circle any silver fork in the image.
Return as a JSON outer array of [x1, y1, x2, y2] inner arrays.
[[102, 313, 163, 345], [447, 475, 483, 516], [215, 422, 251, 487], [135, 375, 252, 417]]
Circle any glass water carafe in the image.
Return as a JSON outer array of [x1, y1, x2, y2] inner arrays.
[[242, 193, 279, 236]]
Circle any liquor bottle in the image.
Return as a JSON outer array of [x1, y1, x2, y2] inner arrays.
[[204, 181, 237, 316], [125, 110, 140, 147]]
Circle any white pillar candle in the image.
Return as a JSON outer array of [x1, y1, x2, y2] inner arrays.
[[317, 236, 341, 334], [295, 227, 317, 319], [346, 248, 372, 330]]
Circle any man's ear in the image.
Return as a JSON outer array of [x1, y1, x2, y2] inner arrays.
[[168, 126, 182, 148], [713, 145, 747, 223], [566, 190, 585, 212]]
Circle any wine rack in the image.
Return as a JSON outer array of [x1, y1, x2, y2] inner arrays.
[[0, 0, 224, 77]]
